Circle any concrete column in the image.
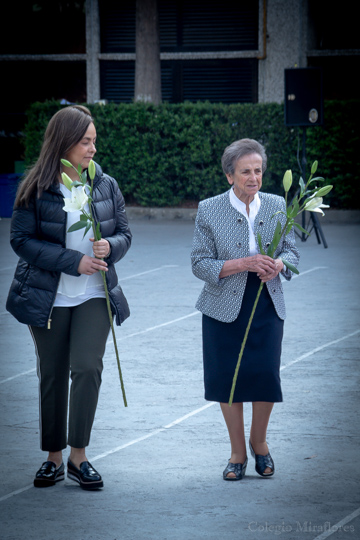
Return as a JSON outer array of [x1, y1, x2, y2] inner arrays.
[[86, 0, 100, 103], [258, 0, 305, 104]]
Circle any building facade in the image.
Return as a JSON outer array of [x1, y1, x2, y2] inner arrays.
[[0, 0, 358, 171]]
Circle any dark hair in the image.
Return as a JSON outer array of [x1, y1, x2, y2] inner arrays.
[[221, 138, 267, 176], [15, 105, 94, 207]]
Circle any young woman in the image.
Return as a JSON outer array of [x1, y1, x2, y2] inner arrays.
[[6, 105, 132, 490]]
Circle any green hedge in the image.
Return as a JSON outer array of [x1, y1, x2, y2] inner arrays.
[[24, 99, 360, 208]]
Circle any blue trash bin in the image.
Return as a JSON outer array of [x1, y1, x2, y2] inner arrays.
[[0, 174, 21, 218]]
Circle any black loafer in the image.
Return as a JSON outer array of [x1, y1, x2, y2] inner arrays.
[[67, 459, 103, 490], [34, 461, 65, 487]]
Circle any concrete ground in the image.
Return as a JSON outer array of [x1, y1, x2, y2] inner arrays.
[[0, 215, 359, 540]]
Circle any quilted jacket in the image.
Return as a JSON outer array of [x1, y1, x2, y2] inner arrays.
[[191, 190, 300, 322], [6, 162, 132, 328]]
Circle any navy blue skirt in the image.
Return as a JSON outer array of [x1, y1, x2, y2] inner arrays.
[[202, 272, 284, 403]]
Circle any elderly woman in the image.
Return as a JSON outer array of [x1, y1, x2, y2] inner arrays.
[[191, 139, 299, 481]]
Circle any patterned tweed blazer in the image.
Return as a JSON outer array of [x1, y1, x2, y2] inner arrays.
[[191, 189, 300, 323]]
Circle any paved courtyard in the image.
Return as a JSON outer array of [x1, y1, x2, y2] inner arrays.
[[0, 215, 359, 540]]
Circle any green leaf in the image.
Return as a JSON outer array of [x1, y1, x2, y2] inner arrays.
[[83, 221, 92, 238], [81, 171, 87, 184], [308, 176, 324, 186], [274, 220, 282, 241], [77, 164, 82, 175], [281, 258, 300, 274], [299, 177, 305, 195], [285, 221, 294, 236], [79, 214, 88, 221], [288, 199, 299, 219], [71, 181, 83, 188], [257, 232, 266, 255], [268, 221, 282, 256], [68, 221, 87, 233], [271, 210, 285, 219], [294, 222, 310, 235]]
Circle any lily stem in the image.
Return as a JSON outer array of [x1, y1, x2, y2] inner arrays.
[[100, 270, 128, 407], [88, 181, 127, 407], [228, 281, 264, 406]]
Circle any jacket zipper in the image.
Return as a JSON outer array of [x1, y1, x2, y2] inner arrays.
[[48, 203, 67, 329]]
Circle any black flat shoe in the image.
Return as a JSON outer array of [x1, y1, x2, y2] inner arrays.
[[67, 459, 103, 490], [34, 461, 65, 487], [223, 457, 248, 481], [249, 440, 275, 477]]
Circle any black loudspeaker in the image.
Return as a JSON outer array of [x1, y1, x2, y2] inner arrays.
[[284, 68, 323, 126]]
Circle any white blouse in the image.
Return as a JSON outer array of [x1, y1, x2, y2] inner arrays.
[[54, 184, 105, 307], [229, 188, 261, 256]]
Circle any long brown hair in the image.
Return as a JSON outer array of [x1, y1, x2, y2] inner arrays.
[[15, 105, 94, 207]]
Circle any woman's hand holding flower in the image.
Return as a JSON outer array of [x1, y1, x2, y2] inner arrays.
[[246, 254, 277, 276], [256, 258, 284, 283], [90, 238, 111, 259], [220, 254, 277, 279], [77, 254, 108, 275]]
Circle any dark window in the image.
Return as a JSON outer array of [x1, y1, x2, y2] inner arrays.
[[101, 61, 136, 103], [308, 0, 359, 50], [100, 0, 259, 53], [1, 1, 86, 54], [308, 57, 360, 100], [100, 59, 258, 104]]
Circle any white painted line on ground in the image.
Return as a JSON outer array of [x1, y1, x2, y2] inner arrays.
[[0, 312, 201, 384], [0, 485, 34, 503], [163, 402, 215, 429], [280, 265, 327, 282], [0, 265, 179, 318], [92, 428, 166, 462], [0, 265, 17, 273], [0, 369, 36, 385], [92, 403, 215, 462], [3, 327, 358, 387], [281, 329, 360, 371], [109, 311, 200, 344], [1, 328, 358, 503], [290, 266, 327, 279], [0, 263, 320, 317], [312, 506, 360, 540], [119, 265, 178, 281]]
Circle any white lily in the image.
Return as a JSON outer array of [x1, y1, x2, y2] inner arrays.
[[62, 185, 88, 213], [303, 196, 329, 216]]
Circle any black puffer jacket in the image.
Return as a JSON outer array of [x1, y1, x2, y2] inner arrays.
[[6, 162, 132, 328]]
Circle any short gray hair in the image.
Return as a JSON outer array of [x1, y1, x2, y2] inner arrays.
[[221, 139, 267, 176]]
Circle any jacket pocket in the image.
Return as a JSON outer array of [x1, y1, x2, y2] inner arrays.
[[16, 265, 30, 296], [204, 282, 222, 296]]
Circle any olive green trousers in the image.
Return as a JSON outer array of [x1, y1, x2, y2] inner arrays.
[[30, 298, 110, 451]]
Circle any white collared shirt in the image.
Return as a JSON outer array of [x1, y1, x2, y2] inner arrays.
[[229, 188, 261, 256]]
